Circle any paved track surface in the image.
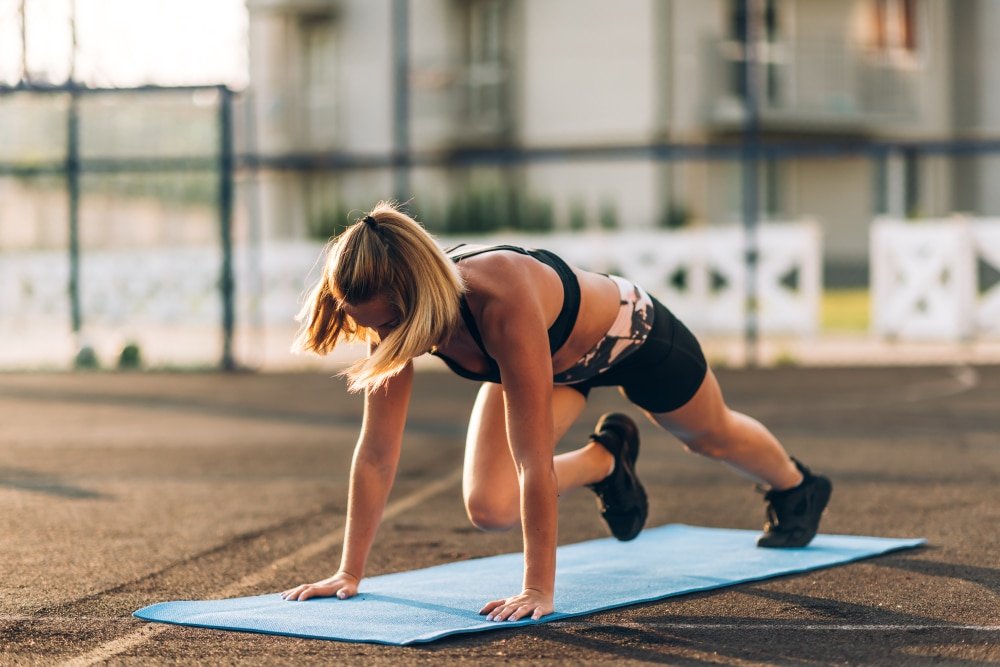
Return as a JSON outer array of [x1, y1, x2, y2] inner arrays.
[[1, 366, 998, 665]]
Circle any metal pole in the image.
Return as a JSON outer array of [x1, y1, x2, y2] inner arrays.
[[741, 0, 762, 368], [67, 87, 82, 336], [67, 0, 82, 340], [218, 86, 236, 370], [242, 89, 266, 367], [69, 0, 77, 82], [19, 0, 28, 83], [392, 0, 410, 202]]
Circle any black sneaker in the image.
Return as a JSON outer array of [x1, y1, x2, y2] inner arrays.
[[757, 458, 832, 548], [585, 413, 648, 541]]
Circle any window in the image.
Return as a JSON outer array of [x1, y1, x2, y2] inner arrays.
[[298, 15, 338, 148], [859, 0, 918, 54], [727, 0, 782, 105], [460, 0, 509, 134]]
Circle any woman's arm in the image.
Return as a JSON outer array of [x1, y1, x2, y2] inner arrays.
[[282, 358, 414, 601], [473, 263, 559, 621]]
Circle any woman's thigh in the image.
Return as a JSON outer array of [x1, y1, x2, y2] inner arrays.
[[463, 383, 587, 505]]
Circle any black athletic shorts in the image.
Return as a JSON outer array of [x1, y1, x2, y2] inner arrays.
[[565, 297, 708, 413]]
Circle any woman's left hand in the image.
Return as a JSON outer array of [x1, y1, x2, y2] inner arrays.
[[479, 588, 553, 622]]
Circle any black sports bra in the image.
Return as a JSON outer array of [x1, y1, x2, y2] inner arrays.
[[430, 244, 581, 383]]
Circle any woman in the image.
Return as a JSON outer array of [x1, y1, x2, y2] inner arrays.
[[280, 201, 832, 623]]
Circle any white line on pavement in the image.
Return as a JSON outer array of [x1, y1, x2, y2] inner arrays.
[[569, 621, 1000, 632]]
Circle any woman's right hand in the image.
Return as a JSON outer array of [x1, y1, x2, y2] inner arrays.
[[280, 571, 360, 602]]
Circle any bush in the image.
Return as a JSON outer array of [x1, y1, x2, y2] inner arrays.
[[598, 200, 618, 230], [568, 200, 588, 231], [440, 188, 554, 234], [74, 345, 100, 370], [308, 189, 557, 238], [118, 342, 143, 370], [658, 203, 692, 229], [308, 202, 358, 241]]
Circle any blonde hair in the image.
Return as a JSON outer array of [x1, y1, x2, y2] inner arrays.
[[294, 201, 465, 392]]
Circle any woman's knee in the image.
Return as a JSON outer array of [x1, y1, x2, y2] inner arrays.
[[464, 493, 519, 532]]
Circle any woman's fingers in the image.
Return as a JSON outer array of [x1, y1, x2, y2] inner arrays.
[[481, 590, 553, 621], [486, 603, 507, 621], [281, 571, 361, 602], [282, 584, 326, 601], [280, 585, 309, 600], [488, 603, 534, 622], [281, 581, 359, 602], [297, 586, 320, 601], [494, 604, 522, 622], [479, 598, 505, 615], [509, 604, 534, 622]]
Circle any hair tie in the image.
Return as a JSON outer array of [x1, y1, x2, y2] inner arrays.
[[362, 215, 377, 228]]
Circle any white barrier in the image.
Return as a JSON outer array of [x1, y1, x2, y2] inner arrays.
[[0, 242, 322, 330], [870, 217, 1000, 340], [0, 250, 71, 324], [0, 224, 822, 342], [443, 221, 822, 336], [973, 222, 1000, 336]]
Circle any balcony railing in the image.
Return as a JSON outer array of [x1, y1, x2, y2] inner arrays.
[[704, 37, 923, 132], [410, 60, 512, 146]]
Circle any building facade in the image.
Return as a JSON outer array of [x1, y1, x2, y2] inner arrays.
[[245, 0, 998, 282]]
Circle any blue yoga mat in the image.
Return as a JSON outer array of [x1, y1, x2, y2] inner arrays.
[[134, 524, 923, 645]]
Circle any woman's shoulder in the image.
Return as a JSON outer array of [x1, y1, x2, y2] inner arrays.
[[444, 242, 528, 260], [460, 250, 558, 322], [454, 246, 536, 285]]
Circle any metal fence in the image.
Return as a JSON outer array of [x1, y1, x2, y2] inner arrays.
[[5, 81, 1000, 371], [0, 83, 236, 370]]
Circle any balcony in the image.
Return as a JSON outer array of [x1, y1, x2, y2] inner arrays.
[[704, 37, 922, 133], [410, 60, 512, 148]]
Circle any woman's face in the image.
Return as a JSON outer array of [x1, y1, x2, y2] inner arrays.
[[342, 295, 400, 341]]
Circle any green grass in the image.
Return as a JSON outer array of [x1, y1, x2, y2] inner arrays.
[[821, 289, 870, 332]]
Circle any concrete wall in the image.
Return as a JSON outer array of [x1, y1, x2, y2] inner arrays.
[[663, 0, 724, 138], [952, 0, 1000, 217], [973, 0, 1000, 217], [517, 0, 658, 145]]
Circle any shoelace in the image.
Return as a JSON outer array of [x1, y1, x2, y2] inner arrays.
[[763, 504, 787, 532], [595, 471, 642, 513]]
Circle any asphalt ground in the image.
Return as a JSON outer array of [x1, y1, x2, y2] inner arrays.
[[1, 365, 998, 665]]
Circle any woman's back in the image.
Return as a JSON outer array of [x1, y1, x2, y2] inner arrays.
[[433, 244, 621, 378]]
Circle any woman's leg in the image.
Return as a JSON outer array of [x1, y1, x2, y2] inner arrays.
[[463, 383, 612, 531], [645, 367, 802, 491]]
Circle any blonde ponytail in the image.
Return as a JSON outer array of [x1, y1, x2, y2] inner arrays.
[[294, 201, 464, 392]]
